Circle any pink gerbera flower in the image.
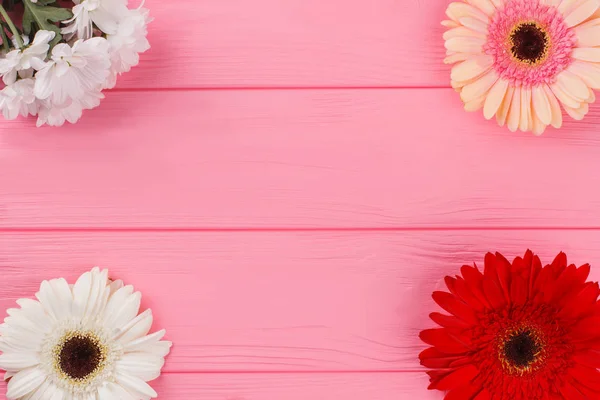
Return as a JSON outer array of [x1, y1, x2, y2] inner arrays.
[[443, 0, 600, 135]]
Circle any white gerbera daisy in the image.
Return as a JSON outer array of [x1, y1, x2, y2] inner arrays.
[[105, 6, 152, 89], [0, 30, 55, 85], [0, 78, 38, 120], [0, 267, 171, 399], [62, 0, 129, 40], [34, 37, 111, 106]]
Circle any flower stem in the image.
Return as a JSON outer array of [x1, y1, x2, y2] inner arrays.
[[0, 3, 23, 48]]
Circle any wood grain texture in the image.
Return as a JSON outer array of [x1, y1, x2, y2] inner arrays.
[[118, 0, 448, 89], [0, 372, 437, 399], [2, 230, 599, 373], [2, 89, 600, 229]]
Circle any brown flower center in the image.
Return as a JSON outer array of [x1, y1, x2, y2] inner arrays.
[[509, 22, 550, 65], [55, 332, 107, 382], [504, 330, 539, 367], [498, 325, 545, 375]]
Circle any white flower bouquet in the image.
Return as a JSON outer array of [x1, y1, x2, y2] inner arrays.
[[0, 0, 151, 126]]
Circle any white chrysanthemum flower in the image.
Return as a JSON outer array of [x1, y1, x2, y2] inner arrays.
[[0, 78, 38, 120], [0, 267, 172, 399], [105, 7, 152, 89], [36, 90, 104, 127], [34, 37, 111, 106], [0, 30, 55, 85], [62, 0, 129, 40]]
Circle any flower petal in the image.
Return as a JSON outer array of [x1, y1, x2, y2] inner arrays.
[[507, 86, 521, 132], [569, 61, 600, 89], [458, 17, 489, 34], [460, 69, 498, 103], [443, 26, 486, 41], [6, 367, 46, 399], [496, 85, 515, 127], [116, 373, 158, 398], [104, 289, 142, 330], [446, 2, 489, 23], [114, 309, 153, 344], [445, 37, 486, 53], [572, 47, 600, 62], [532, 85, 552, 125], [574, 19, 600, 46], [519, 87, 532, 132], [543, 84, 563, 129], [451, 56, 493, 82], [73, 267, 108, 320], [116, 352, 165, 381], [483, 78, 508, 120], [551, 81, 584, 108], [564, 0, 600, 27], [0, 352, 39, 371], [466, 0, 496, 15], [564, 102, 589, 120]]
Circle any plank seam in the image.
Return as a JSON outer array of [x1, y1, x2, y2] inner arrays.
[[160, 370, 427, 374], [110, 86, 450, 93], [3, 227, 600, 233]]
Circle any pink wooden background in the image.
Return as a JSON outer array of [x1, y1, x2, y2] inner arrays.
[[2, 0, 600, 398]]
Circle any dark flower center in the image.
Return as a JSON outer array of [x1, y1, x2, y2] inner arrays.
[[58, 334, 104, 380], [509, 22, 550, 64], [503, 329, 540, 368]]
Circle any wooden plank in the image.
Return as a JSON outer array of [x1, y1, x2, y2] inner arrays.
[[0, 372, 436, 399], [117, 0, 448, 89], [1, 230, 600, 372], [2, 89, 600, 229]]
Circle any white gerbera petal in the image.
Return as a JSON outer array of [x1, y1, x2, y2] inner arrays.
[[116, 352, 164, 381], [6, 367, 46, 399], [104, 291, 142, 331], [124, 330, 168, 353], [73, 267, 109, 321], [116, 373, 158, 398], [115, 309, 153, 345], [0, 352, 39, 371], [97, 382, 136, 399], [0, 268, 170, 399]]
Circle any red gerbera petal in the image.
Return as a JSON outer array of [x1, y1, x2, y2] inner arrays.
[[420, 250, 600, 400]]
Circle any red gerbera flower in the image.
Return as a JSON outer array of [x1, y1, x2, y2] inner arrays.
[[419, 250, 600, 400]]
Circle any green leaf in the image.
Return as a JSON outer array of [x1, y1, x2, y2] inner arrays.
[[0, 23, 9, 51], [22, 0, 72, 46]]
